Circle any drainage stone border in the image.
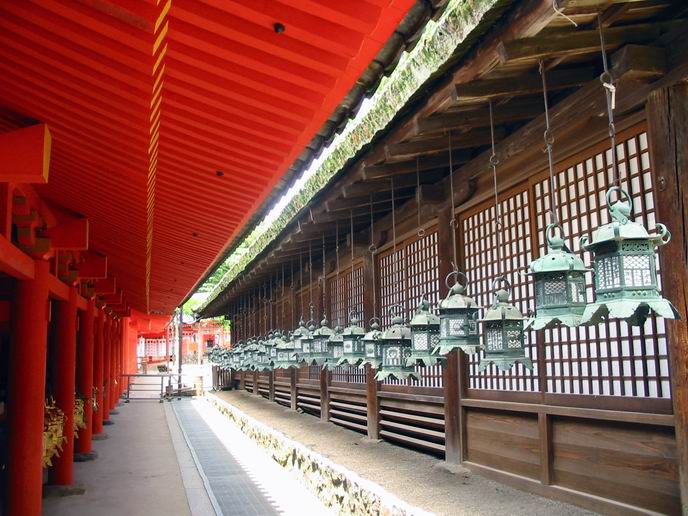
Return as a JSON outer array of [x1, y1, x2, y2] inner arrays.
[[206, 393, 433, 516]]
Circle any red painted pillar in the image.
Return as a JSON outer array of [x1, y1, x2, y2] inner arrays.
[[50, 286, 78, 485], [92, 307, 105, 434], [8, 260, 50, 516], [102, 315, 111, 422], [109, 318, 118, 411], [75, 298, 95, 454]]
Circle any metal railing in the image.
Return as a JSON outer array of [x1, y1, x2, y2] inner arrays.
[[122, 373, 205, 402]]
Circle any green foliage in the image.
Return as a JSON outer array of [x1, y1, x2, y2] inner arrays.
[[197, 0, 498, 316]]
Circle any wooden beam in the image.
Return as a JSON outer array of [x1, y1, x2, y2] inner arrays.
[[497, 21, 677, 64], [94, 276, 116, 295], [0, 124, 51, 183], [325, 192, 413, 213], [363, 152, 471, 180], [43, 217, 89, 250], [385, 128, 502, 159], [416, 98, 543, 134], [610, 44, 666, 81], [0, 233, 34, 280], [342, 170, 446, 197], [77, 251, 107, 279], [453, 67, 595, 102], [646, 83, 688, 515]]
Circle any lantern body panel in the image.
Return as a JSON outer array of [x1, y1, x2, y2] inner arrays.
[[375, 315, 417, 382], [338, 320, 366, 366], [435, 280, 481, 356]]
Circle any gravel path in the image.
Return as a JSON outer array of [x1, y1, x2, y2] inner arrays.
[[215, 390, 595, 516]]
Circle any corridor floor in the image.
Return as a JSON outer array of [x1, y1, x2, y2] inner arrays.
[[43, 398, 329, 516]]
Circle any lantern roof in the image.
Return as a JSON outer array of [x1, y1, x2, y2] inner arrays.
[[582, 188, 670, 249], [291, 319, 311, 338], [313, 317, 335, 338], [530, 225, 589, 274], [342, 315, 366, 338], [362, 320, 383, 343], [438, 281, 480, 311], [381, 311, 412, 341], [480, 289, 525, 323], [410, 297, 440, 327]]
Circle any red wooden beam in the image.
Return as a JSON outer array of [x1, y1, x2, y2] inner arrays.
[[44, 217, 89, 250], [77, 251, 107, 279], [103, 289, 123, 305], [0, 233, 34, 280], [94, 276, 116, 295], [0, 124, 51, 183]]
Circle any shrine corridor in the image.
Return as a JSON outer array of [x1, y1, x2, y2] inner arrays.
[[43, 399, 328, 516]]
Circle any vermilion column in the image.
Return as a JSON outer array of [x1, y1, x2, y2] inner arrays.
[[8, 260, 50, 516], [102, 315, 111, 423], [50, 286, 78, 485], [92, 307, 105, 434], [75, 298, 95, 454], [109, 318, 117, 411]]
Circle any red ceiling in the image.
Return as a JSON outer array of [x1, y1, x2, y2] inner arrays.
[[0, 0, 413, 313]]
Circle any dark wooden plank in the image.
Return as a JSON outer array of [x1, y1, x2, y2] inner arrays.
[[289, 367, 297, 410], [379, 397, 445, 416], [330, 416, 367, 433], [539, 413, 553, 485], [646, 82, 688, 514], [379, 429, 445, 453], [379, 409, 444, 429], [443, 349, 461, 464], [320, 367, 330, 423]]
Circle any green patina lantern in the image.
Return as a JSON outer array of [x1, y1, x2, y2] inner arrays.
[[254, 336, 271, 371], [337, 312, 366, 367], [580, 186, 679, 326], [310, 316, 334, 366], [375, 306, 418, 382], [273, 331, 299, 369], [528, 223, 590, 329], [295, 319, 317, 364], [408, 295, 440, 367], [243, 338, 258, 371], [231, 344, 243, 369], [435, 271, 481, 356], [359, 318, 383, 369], [268, 331, 279, 363], [479, 278, 532, 372], [323, 323, 344, 370]]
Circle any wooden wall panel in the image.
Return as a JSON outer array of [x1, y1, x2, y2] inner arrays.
[[552, 418, 679, 514], [466, 408, 540, 480]]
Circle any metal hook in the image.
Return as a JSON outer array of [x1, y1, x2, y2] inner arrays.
[[552, 0, 577, 27]]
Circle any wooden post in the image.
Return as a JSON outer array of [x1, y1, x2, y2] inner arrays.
[[268, 369, 275, 402], [239, 370, 245, 391], [366, 364, 380, 439], [646, 83, 688, 513], [92, 307, 105, 434], [320, 367, 331, 422], [290, 367, 298, 410], [75, 298, 95, 455], [7, 260, 49, 516], [253, 370, 260, 396], [443, 349, 461, 464]]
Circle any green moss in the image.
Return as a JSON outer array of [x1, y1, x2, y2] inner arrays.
[[198, 0, 498, 316]]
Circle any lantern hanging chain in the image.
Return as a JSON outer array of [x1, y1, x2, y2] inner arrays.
[[299, 250, 304, 321], [281, 262, 285, 330], [448, 132, 459, 274], [335, 221, 340, 327], [598, 15, 619, 187], [290, 259, 295, 328], [489, 101, 506, 279], [416, 156, 424, 237], [391, 176, 402, 314], [539, 60, 559, 226], [309, 240, 313, 322], [322, 232, 326, 320], [350, 210, 355, 318], [369, 197, 378, 320]]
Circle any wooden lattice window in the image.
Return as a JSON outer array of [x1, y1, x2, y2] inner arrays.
[[461, 188, 539, 392], [533, 127, 670, 398], [378, 230, 440, 327], [378, 230, 443, 387], [327, 264, 363, 328]]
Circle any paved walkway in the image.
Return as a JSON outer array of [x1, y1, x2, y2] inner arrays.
[[43, 397, 329, 516]]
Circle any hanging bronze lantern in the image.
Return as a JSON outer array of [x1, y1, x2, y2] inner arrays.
[[310, 316, 334, 366], [337, 312, 366, 366], [323, 323, 344, 370], [359, 318, 383, 369], [528, 224, 589, 329], [435, 271, 481, 356], [296, 319, 317, 364], [408, 295, 440, 367], [273, 331, 299, 369], [479, 278, 532, 372], [375, 306, 418, 382], [580, 186, 679, 326]]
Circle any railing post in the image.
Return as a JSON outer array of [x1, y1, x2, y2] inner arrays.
[[269, 370, 275, 402], [239, 371, 245, 391], [443, 349, 461, 464], [366, 364, 380, 440], [290, 367, 298, 410], [320, 367, 331, 422], [253, 370, 260, 396]]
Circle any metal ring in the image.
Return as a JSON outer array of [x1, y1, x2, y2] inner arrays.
[[605, 185, 631, 211], [417, 227, 426, 237], [656, 223, 672, 245], [599, 71, 614, 86], [388, 304, 404, 319], [489, 153, 499, 166], [545, 222, 564, 246], [491, 275, 511, 295], [369, 317, 381, 327], [444, 270, 468, 290], [543, 129, 554, 146], [368, 243, 377, 254], [449, 217, 458, 228]]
